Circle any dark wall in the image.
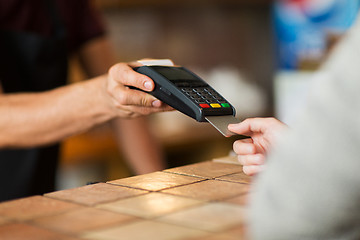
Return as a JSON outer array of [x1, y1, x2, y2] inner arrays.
[[102, 4, 274, 114]]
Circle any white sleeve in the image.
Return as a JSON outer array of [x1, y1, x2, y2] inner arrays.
[[249, 16, 360, 240]]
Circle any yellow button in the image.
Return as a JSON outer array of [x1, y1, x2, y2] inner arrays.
[[210, 103, 221, 108]]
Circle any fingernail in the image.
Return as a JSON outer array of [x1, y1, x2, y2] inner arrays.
[[152, 100, 161, 107], [144, 81, 152, 91]]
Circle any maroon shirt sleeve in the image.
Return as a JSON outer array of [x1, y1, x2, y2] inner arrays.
[[57, 0, 106, 52]]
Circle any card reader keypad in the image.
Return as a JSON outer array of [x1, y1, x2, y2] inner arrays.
[[181, 87, 231, 109], [135, 66, 235, 122]]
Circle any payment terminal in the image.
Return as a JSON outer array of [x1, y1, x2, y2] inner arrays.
[[134, 60, 240, 137]]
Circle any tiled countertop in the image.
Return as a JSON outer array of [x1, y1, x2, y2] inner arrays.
[[0, 156, 251, 240]]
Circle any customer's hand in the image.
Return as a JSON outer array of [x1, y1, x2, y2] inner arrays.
[[228, 117, 287, 176], [105, 62, 172, 118]]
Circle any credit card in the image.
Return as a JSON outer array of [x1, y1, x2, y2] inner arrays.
[[205, 115, 241, 137]]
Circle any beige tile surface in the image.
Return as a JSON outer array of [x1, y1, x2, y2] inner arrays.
[[0, 162, 249, 239], [158, 202, 246, 232], [185, 233, 241, 240], [109, 171, 203, 191], [224, 194, 250, 206], [82, 220, 207, 240], [31, 207, 136, 235], [99, 192, 203, 219], [222, 225, 248, 239], [45, 183, 147, 206], [0, 196, 79, 221], [216, 172, 252, 184], [0, 216, 8, 226], [164, 161, 243, 179], [162, 180, 248, 201], [0, 223, 82, 240]]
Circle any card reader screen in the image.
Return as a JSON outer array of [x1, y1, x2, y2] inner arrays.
[[155, 67, 198, 82]]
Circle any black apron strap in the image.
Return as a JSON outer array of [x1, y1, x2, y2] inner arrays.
[[0, 0, 68, 201]]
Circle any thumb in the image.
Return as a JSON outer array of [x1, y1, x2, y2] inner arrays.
[[228, 122, 249, 136], [109, 63, 155, 92], [228, 118, 261, 136]]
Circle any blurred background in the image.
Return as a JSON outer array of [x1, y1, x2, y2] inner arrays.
[[57, 0, 359, 190]]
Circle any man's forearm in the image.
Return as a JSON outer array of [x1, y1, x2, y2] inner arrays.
[[0, 76, 115, 148], [78, 36, 167, 174], [111, 117, 166, 174]]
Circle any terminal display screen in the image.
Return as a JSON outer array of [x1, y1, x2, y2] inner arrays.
[[155, 67, 198, 82]]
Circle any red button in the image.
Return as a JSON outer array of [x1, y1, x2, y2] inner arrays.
[[199, 104, 210, 108]]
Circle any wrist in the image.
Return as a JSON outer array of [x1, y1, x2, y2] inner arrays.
[[80, 75, 118, 122]]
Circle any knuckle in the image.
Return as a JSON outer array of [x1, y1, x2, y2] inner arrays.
[[108, 63, 120, 75], [109, 63, 129, 81], [123, 110, 133, 118], [119, 107, 138, 118], [141, 109, 152, 115], [126, 111, 135, 118], [140, 97, 151, 107], [117, 94, 129, 105], [106, 84, 113, 96], [108, 65, 115, 75], [242, 118, 251, 125]]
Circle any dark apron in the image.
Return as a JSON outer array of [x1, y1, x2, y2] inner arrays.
[[0, 1, 67, 201]]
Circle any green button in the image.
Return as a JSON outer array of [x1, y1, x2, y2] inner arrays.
[[221, 103, 230, 108]]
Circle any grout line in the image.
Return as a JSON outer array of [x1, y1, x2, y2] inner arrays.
[[106, 178, 209, 193], [162, 170, 244, 180], [161, 170, 211, 179], [43, 190, 148, 208], [75, 217, 141, 237], [213, 178, 251, 185]]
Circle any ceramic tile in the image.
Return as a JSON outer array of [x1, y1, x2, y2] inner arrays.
[[0, 216, 8, 226], [222, 225, 248, 239], [185, 233, 242, 240], [45, 183, 147, 206], [0, 223, 81, 240], [99, 192, 203, 219], [82, 220, 207, 240], [224, 194, 250, 206], [0, 196, 80, 221], [158, 202, 246, 232], [108, 171, 203, 191], [215, 172, 252, 184], [162, 180, 248, 201], [31, 207, 136, 235], [164, 161, 243, 179]]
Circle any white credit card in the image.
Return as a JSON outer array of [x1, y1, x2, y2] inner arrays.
[[137, 59, 174, 66], [205, 115, 241, 137]]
